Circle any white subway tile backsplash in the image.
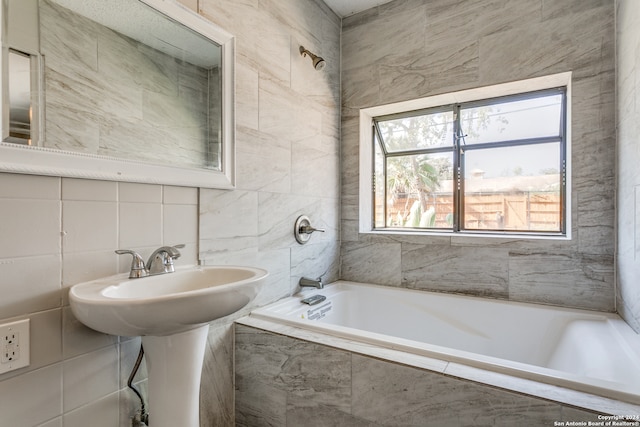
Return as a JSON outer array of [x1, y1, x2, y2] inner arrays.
[[62, 250, 118, 292], [0, 309, 62, 381], [0, 176, 199, 423], [62, 178, 118, 201], [63, 391, 120, 427], [62, 201, 118, 252], [63, 345, 119, 412], [163, 204, 198, 245], [0, 364, 63, 426], [118, 203, 162, 248], [0, 255, 61, 319], [63, 306, 118, 359], [163, 185, 198, 205], [27, 309, 63, 372], [0, 173, 60, 200], [0, 199, 61, 258], [119, 182, 162, 203]]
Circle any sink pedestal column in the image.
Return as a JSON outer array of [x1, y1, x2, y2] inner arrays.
[[142, 324, 209, 427]]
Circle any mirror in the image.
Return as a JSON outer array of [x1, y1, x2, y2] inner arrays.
[[0, 0, 235, 188]]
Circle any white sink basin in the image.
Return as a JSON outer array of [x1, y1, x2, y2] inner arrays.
[[69, 265, 268, 336]]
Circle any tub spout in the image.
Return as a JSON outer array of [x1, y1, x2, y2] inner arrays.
[[299, 276, 323, 289]]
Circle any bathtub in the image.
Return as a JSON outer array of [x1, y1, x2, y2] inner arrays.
[[250, 280, 640, 408]]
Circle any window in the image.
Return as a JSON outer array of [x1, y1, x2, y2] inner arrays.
[[360, 74, 571, 238]]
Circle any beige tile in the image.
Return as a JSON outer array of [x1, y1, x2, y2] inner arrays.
[[63, 345, 119, 412], [62, 306, 117, 359], [0, 364, 63, 426], [118, 182, 162, 204], [62, 201, 118, 253], [62, 178, 117, 202], [62, 250, 118, 291], [0, 199, 61, 258], [29, 309, 63, 369], [118, 203, 162, 248], [0, 173, 60, 199], [162, 185, 198, 205], [0, 255, 61, 319], [63, 391, 120, 427], [0, 309, 62, 381]]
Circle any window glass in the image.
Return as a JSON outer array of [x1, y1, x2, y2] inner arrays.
[[462, 143, 562, 232], [460, 94, 563, 145], [377, 109, 454, 152], [374, 131, 386, 228], [383, 152, 454, 229], [371, 88, 566, 236]]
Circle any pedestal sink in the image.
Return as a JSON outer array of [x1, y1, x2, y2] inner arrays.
[[69, 265, 268, 427]]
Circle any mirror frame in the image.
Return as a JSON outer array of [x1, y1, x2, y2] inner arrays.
[[0, 0, 235, 189]]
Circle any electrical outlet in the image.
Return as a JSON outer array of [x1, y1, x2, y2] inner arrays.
[[0, 319, 30, 374]]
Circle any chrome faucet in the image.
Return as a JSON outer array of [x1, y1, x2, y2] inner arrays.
[[115, 244, 184, 278], [146, 244, 184, 275], [115, 249, 148, 278], [299, 276, 324, 289]]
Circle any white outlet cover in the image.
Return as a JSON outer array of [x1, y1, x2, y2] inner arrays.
[[0, 318, 30, 374]]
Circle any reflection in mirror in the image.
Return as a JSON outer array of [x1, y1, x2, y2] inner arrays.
[[41, 0, 222, 170], [0, 0, 235, 188], [6, 49, 35, 145]]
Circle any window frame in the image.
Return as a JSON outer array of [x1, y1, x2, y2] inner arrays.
[[358, 72, 572, 240]]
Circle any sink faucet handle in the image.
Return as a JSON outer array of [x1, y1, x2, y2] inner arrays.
[[115, 250, 149, 279]]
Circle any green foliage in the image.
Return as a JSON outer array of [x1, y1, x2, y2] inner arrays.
[[403, 202, 436, 228], [376, 105, 504, 228]]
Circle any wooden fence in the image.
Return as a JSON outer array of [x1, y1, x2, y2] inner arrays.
[[383, 191, 561, 231]]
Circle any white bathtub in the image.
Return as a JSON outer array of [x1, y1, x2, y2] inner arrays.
[[250, 281, 640, 407]]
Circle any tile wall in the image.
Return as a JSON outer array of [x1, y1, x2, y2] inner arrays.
[[0, 174, 198, 426], [235, 324, 602, 426], [616, 0, 640, 333], [340, 0, 617, 311], [196, 0, 341, 423]]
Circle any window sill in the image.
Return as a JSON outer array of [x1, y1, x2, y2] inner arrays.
[[362, 228, 570, 241]]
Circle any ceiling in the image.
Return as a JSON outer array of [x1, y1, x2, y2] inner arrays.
[[323, 0, 394, 17]]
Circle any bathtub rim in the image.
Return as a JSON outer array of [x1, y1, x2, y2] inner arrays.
[[247, 280, 640, 413]]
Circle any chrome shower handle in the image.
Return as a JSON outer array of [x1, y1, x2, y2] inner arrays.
[[299, 224, 325, 234], [294, 215, 325, 244]]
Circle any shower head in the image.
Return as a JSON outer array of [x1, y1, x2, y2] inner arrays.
[[300, 46, 326, 71]]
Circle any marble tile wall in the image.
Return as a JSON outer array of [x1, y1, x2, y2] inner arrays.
[[0, 173, 199, 426], [196, 0, 341, 425], [235, 324, 602, 426], [340, 0, 617, 311], [39, 0, 213, 169], [616, 0, 640, 333]]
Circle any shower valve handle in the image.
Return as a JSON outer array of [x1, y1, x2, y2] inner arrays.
[[299, 224, 325, 234], [294, 215, 325, 244]]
